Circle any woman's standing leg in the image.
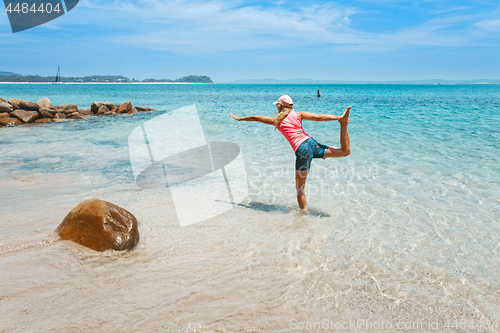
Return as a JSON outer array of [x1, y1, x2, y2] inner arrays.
[[295, 170, 309, 210]]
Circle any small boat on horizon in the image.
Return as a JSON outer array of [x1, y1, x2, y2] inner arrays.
[[53, 66, 65, 84]]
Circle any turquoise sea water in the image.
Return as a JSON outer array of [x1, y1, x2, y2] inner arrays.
[[0, 84, 499, 332]]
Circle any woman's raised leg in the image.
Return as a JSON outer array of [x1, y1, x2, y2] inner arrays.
[[325, 106, 351, 158]]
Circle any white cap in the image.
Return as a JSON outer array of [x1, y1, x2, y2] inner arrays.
[[273, 95, 293, 106]]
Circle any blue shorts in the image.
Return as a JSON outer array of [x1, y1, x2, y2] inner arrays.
[[295, 138, 329, 173]]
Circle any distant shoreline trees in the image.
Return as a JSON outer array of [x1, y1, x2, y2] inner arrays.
[[0, 74, 213, 83]]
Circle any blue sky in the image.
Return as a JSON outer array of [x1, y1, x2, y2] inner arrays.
[[1, 0, 499, 82]]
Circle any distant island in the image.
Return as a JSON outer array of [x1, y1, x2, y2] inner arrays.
[[231, 78, 500, 85], [0, 73, 213, 84]]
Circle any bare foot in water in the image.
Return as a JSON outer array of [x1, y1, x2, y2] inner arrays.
[[339, 106, 351, 125]]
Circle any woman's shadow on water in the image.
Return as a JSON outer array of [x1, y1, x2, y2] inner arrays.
[[237, 201, 330, 218]]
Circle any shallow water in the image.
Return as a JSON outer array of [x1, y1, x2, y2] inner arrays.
[[1, 84, 499, 332]]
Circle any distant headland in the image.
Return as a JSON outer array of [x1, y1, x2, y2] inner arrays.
[[0, 73, 213, 84]]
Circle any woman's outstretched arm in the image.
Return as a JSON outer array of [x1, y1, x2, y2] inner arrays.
[[230, 113, 275, 125]]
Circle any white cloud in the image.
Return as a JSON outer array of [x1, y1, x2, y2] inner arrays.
[[475, 19, 500, 32], [64, 0, 500, 54]]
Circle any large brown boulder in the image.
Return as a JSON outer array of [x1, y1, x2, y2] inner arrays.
[[56, 104, 78, 114], [36, 97, 54, 109], [11, 110, 39, 123], [56, 199, 140, 251], [67, 112, 85, 119], [7, 98, 22, 109], [116, 101, 135, 114], [0, 101, 13, 113], [96, 105, 110, 116], [0, 97, 6, 103], [38, 107, 54, 118], [54, 112, 67, 119], [0, 117, 23, 126], [0, 112, 10, 118], [19, 100, 39, 111], [91, 102, 114, 114]]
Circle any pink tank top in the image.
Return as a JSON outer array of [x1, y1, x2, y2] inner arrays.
[[277, 111, 311, 152]]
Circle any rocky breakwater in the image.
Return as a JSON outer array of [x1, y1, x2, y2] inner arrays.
[[0, 97, 154, 127]]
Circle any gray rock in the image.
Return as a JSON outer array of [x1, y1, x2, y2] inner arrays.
[[11, 110, 39, 123], [97, 105, 110, 116], [19, 100, 39, 111], [0, 102, 14, 113], [38, 107, 54, 118], [36, 97, 54, 109], [104, 111, 116, 116], [91, 102, 114, 114], [56, 104, 78, 114]]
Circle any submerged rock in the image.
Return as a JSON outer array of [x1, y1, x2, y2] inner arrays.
[[56, 199, 140, 251], [34, 118, 54, 123], [136, 106, 152, 112]]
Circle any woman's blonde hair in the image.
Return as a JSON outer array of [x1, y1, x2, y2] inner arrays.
[[274, 104, 293, 129]]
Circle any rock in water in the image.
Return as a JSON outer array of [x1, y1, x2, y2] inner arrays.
[[56, 199, 140, 251], [116, 101, 134, 114], [19, 100, 39, 111], [7, 98, 22, 109], [56, 104, 78, 114], [37, 97, 54, 109], [54, 112, 67, 119], [79, 108, 93, 116], [91, 102, 114, 114], [0, 117, 23, 126], [0, 101, 14, 113], [97, 105, 110, 116], [38, 107, 54, 118], [10, 110, 39, 123]]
